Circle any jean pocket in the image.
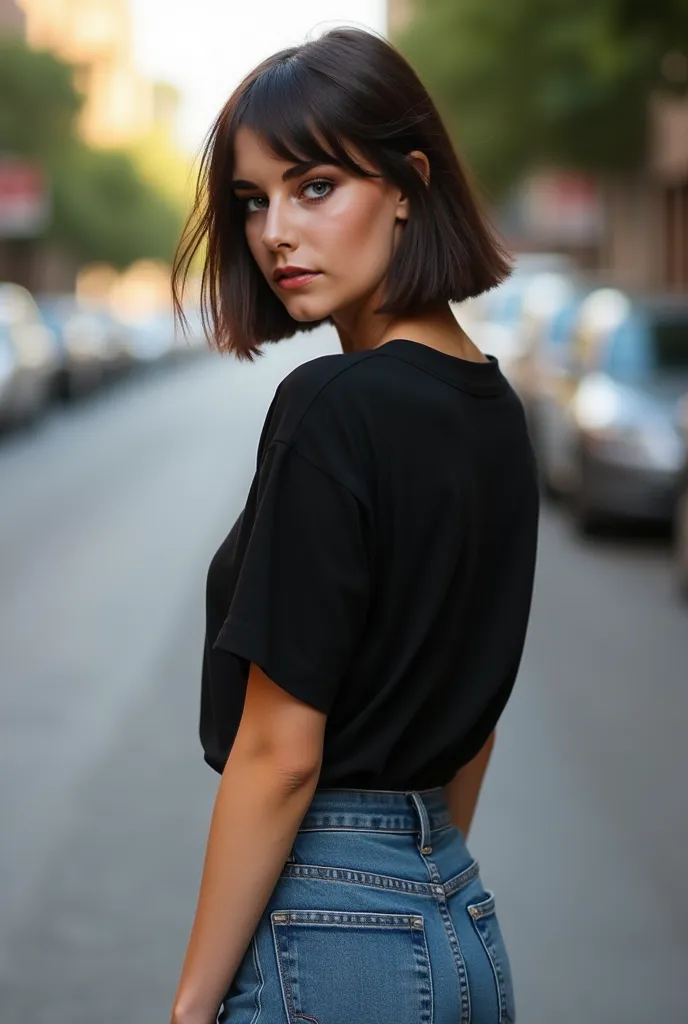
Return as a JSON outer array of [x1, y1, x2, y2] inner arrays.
[[270, 909, 433, 1024], [467, 891, 516, 1023]]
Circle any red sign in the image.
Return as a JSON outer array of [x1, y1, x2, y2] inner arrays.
[[520, 170, 604, 245], [0, 158, 50, 238]]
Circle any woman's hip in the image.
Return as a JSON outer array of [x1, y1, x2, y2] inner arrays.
[[219, 787, 517, 1023]]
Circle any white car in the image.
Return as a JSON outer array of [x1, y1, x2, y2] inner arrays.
[[0, 283, 58, 427]]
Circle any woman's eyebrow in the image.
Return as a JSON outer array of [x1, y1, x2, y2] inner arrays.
[[231, 158, 339, 190]]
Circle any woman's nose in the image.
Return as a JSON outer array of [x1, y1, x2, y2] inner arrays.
[[261, 197, 298, 252]]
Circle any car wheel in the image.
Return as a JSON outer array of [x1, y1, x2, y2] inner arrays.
[[675, 490, 688, 603], [14, 389, 47, 430]]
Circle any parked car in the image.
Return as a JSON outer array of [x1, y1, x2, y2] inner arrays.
[[505, 272, 583, 460], [0, 283, 57, 427], [456, 253, 577, 377], [674, 394, 688, 601], [0, 324, 19, 423], [125, 311, 176, 366], [458, 273, 533, 376], [36, 294, 109, 400], [531, 291, 688, 534], [86, 305, 137, 380]]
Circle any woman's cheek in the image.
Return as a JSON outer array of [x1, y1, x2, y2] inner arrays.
[[313, 204, 374, 268]]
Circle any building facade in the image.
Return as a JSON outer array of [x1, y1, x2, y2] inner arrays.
[[387, 0, 413, 34], [16, 0, 154, 147], [0, 0, 25, 33]]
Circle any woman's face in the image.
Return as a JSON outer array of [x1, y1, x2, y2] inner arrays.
[[231, 126, 411, 323]]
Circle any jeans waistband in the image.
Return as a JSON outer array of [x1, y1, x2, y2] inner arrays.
[[298, 786, 452, 850]]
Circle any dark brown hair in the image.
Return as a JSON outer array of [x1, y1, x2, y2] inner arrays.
[[172, 26, 511, 361]]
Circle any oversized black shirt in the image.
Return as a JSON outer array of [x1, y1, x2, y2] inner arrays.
[[201, 338, 539, 789]]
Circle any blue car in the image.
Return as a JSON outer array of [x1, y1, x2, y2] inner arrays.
[[36, 294, 108, 400], [533, 292, 688, 533]]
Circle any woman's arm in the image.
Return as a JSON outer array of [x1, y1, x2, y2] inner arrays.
[[442, 729, 496, 841], [170, 665, 326, 1024]]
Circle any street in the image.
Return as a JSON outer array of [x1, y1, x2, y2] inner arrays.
[[1, 325, 687, 1024]]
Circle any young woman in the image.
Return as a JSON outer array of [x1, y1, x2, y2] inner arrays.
[[170, 26, 539, 1024]]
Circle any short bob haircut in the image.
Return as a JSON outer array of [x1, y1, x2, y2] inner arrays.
[[172, 26, 511, 361]]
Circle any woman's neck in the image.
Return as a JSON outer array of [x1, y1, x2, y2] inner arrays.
[[333, 302, 487, 364]]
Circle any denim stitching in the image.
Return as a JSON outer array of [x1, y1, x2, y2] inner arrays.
[[418, 853, 471, 1024], [468, 893, 514, 1023], [271, 913, 297, 1023], [249, 934, 264, 1024], [276, 910, 424, 926], [298, 815, 453, 831], [412, 916, 434, 1024], [273, 910, 433, 1023], [280, 858, 479, 897]]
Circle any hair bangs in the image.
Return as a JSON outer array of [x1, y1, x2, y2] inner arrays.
[[235, 62, 376, 180]]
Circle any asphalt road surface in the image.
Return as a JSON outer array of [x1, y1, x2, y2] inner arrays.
[[1, 326, 686, 1023]]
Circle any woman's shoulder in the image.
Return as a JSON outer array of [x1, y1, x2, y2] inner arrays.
[[266, 348, 385, 444], [254, 348, 397, 494], [278, 346, 378, 402]]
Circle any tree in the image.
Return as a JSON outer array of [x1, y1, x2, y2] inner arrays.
[[49, 143, 182, 268], [395, 0, 688, 197], [0, 38, 82, 157], [609, 0, 688, 47], [0, 38, 182, 266]]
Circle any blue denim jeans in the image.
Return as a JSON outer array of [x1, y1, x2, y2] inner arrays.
[[218, 787, 516, 1023]]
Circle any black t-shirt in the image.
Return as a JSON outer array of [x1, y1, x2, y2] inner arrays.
[[201, 338, 539, 789]]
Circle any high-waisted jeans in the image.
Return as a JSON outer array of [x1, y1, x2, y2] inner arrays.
[[217, 786, 516, 1023]]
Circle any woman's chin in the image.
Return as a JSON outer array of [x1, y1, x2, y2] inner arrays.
[[284, 298, 333, 323]]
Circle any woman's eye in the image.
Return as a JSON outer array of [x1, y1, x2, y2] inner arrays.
[[241, 179, 334, 213], [244, 196, 268, 213], [302, 179, 334, 201]]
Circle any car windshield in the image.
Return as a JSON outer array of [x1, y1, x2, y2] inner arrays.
[[651, 317, 688, 371], [547, 297, 584, 348], [604, 312, 688, 382], [37, 298, 74, 331]]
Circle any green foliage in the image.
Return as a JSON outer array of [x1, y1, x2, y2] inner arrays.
[[609, 0, 688, 47], [0, 38, 182, 265], [0, 37, 82, 155], [396, 0, 688, 196], [48, 143, 182, 268]]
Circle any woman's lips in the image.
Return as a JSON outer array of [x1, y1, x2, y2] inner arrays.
[[276, 272, 322, 290]]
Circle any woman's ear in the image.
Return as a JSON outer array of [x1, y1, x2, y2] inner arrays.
[[408, 149, 430, 186], [395, 150, 430, 222]]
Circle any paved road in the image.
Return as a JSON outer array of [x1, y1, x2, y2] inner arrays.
[[1, 327, 686, 1023]]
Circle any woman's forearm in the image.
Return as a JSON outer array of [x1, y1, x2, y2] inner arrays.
[[171, 752, 320, 1024], [442, 729, 496, 840]]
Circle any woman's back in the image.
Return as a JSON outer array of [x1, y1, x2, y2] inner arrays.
[[204, 337, 539, 789]]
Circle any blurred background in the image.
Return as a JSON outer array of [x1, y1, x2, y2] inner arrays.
[[1, 1, 687, 1022]]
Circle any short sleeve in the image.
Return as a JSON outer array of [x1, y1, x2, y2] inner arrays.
[[212, 440, 372, 715]]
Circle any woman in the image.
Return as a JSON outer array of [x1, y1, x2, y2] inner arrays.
[[170, 26, 539, 1024]]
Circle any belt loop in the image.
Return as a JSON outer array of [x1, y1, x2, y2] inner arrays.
[[406, 790, 432, 853]]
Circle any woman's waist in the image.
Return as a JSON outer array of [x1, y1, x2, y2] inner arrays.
[[299, 785, 451, 834], [286, 787, 477, 893]]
